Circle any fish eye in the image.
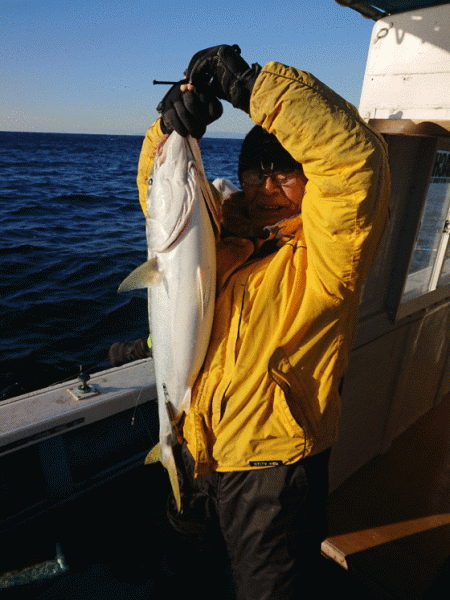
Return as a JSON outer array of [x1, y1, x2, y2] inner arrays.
[[149, 178, 153, 186]]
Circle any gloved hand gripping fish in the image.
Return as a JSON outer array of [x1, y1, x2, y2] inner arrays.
[[119, 132, 221, 511]]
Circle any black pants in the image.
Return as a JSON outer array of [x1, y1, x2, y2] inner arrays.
[[167, 444, 331, 600]]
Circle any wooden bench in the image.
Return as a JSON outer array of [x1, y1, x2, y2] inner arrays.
[[322, 392, 450, 598]]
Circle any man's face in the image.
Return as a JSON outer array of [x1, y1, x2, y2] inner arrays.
[[242, 168, 308, 233]]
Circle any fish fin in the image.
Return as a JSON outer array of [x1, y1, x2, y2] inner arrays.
[[144, 442, 181, 512], [144, 442, 162, 465], [166, 451, 182, 512], [180, 387, 192, 414], [118, 258, 161, 292], [196, 265, 213, 324], [196, 266, 205, 320]]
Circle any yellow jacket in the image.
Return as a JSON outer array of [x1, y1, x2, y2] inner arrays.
[[137, 62, 390, 478]]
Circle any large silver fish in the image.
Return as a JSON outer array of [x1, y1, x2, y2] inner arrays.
[[119, 132, 221, 510]]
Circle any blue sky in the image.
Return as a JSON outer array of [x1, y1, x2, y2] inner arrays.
[[1, 0, 376, 136]]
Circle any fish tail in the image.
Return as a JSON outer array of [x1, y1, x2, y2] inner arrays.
[[145, 442, 182, 512]]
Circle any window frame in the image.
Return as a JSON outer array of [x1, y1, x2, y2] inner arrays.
[[369, 120, 450, 321], [397, 137, 450, 319]]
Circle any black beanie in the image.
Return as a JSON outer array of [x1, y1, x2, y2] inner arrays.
[[238, 126, 302, 184]]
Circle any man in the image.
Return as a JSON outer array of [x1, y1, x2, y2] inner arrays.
[[137, 45, 390, 599]]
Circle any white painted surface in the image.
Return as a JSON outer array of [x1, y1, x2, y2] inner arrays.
[[0, 360, 156, 455], [359, 5, 450, 120]]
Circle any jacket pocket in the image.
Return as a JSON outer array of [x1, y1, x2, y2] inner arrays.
[[268, 347, 320, 444]]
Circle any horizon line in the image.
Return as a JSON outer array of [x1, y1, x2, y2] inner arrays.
[[0, 129, 246, 140]]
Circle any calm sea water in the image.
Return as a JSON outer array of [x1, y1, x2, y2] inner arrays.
[[0, 131, 242, 400]]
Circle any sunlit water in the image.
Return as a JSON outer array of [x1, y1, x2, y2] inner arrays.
[[0, 131, 242, 399]]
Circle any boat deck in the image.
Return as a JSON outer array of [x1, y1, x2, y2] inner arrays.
[[4, 393, 450, 599]]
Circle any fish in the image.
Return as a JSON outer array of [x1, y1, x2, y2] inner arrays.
[[118, 132, 221, 511]]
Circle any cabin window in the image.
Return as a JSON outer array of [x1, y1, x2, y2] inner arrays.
[[402, 150, 450, 303], [369, 120, 450, 321]]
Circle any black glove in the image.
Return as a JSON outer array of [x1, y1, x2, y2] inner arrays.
[[185, 45, 261, 113], [157, 80, 223, 139]]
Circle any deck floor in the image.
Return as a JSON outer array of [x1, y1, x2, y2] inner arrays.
[[3, 554, 377, 599]]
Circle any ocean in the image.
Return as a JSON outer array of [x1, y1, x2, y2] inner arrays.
[[0, 131, 243, 400]]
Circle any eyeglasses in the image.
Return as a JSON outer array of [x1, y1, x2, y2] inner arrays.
[[241, 168, 300, 187]]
